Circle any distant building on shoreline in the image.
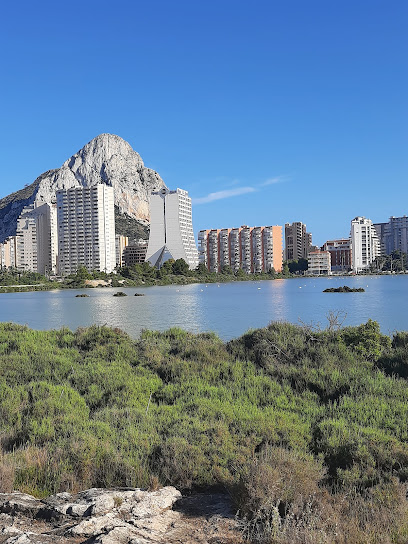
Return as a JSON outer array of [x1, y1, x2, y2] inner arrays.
[[15, 203, 57, 275], [321, 239, 352, 273], [57, 185, 116, 274], [308, 250, 331, 275], [115, 234, 129, 267], [350, 216, 380, 273], [122, 239, 148, 266], [373, 216, 408, 256], [0, 236, 17, 269], [198, 225, 282, 274], [146, 187, 199, 269], [284, 222, 312, 261]]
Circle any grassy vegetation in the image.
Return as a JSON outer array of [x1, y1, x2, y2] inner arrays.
[[0, 319, 408, 542]]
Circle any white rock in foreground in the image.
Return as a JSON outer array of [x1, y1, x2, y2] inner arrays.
[[0, 487, 241, 544]]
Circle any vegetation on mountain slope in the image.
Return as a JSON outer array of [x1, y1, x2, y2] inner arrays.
[[114, 207, 149, 240]]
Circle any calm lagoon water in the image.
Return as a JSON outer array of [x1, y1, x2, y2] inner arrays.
[[0, 275, 407, 340]]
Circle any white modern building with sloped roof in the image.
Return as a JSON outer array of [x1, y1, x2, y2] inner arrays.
[[146, 187, 199, 269]]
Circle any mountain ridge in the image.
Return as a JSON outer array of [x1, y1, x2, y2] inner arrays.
[[0, 134, 166, 242]]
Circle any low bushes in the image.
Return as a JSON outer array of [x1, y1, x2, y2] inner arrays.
[[1, 320, 408, 541]]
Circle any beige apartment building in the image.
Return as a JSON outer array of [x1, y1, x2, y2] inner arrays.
[[0, 237, 17, 269], [115, 234, 129, 267], [198, 225, 282, 273], [284, 222, 312, 260], [57, 185, 116, 274], [15, 203, 57, 275], [308, 250, 331, 275]]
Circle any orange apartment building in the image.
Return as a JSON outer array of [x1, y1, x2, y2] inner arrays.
[[198, 225, 282, 273]]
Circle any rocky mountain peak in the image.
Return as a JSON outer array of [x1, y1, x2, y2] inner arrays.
[[0, 135, 166, 242], [64, 133, 144, 176]]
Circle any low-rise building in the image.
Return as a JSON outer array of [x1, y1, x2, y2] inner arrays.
[[122, 239, 148, 266], [321, 239, 352, 272], [308, 250, 331, 275]]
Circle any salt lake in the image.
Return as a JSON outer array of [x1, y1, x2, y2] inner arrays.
[[0, 275, 407, 340]]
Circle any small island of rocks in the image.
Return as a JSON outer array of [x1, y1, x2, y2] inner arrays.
[[113, 291, 127, 297], [323, 286, 365, 293]]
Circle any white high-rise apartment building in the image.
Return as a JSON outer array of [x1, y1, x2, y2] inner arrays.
[[350, 216, 380, 273], [146, 187, 199, 269], [57, 185, 116, 274], [15, 203, 57, 274]]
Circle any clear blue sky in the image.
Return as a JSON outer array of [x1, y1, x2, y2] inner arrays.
[[1, 0, 407, 245]]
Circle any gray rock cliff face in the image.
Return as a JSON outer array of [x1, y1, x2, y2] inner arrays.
[[0, 134, 166, 243]]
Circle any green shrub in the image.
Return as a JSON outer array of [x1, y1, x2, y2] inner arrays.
[[1, 319, 408, 543]]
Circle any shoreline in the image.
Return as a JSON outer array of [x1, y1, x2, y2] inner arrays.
[[0, 273, 288, 293], [1, 271, 405, 294]]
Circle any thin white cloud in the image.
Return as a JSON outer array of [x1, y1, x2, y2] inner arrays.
[[260, 175, 288, 187], [192, 186, 257, 205], [192, 175, 289, 205], [225, 178, 240, 187]]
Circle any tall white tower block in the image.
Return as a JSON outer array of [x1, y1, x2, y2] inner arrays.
[[146, 187, 199, 269], [350, 216, 380, 273], [57, 185, 116, 274]]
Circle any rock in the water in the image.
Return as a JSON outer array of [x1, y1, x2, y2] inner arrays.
[[0, 134, 166, 242]]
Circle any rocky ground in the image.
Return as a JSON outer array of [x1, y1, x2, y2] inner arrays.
[[0, 487, 243, 544]]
